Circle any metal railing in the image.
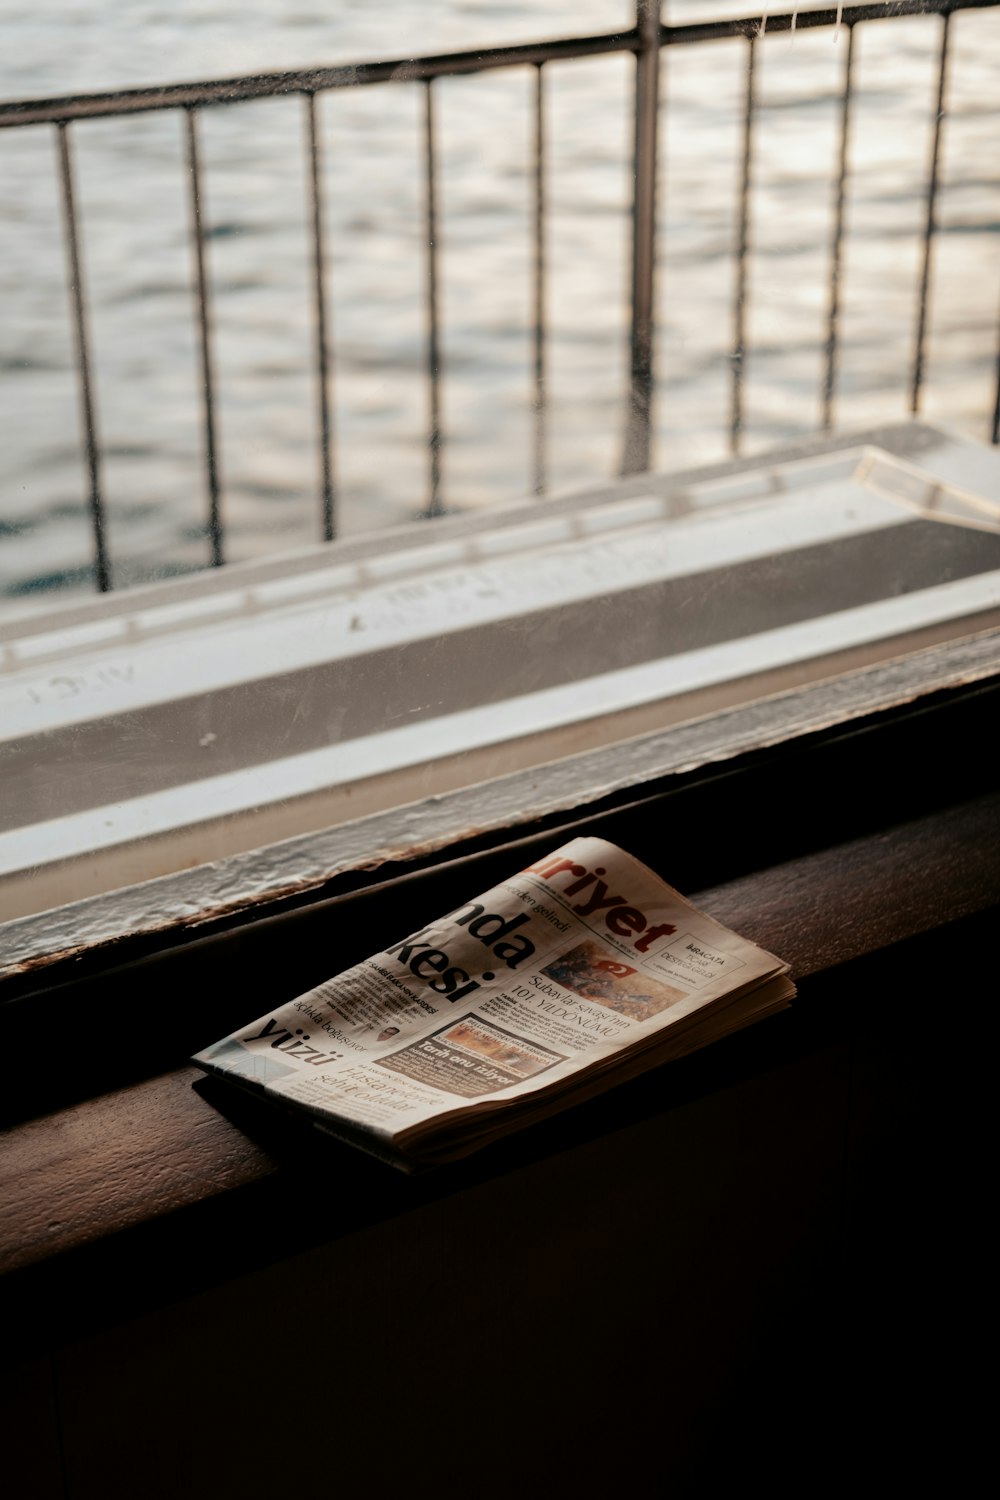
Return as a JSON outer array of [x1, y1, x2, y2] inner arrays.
[[1, 0, 999, 592]]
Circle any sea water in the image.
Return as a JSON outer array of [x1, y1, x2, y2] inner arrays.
[[1, 0, 998, 601]]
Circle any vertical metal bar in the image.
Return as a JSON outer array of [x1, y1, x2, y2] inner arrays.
[[991, 297, 1000, 445], [185, 106, 223, 567], [910, 11, 951, 415], [622, 0, 661, 476], [306, 92, 336, 541], [532, 62, 547, 497], [822, 22, 855, 431], [423, 78, 443, 518], [731, 36, 756, 456], [56, 122, 110, 594]]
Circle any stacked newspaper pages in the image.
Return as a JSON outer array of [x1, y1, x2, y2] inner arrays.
[[194, 838, 795, 1169]]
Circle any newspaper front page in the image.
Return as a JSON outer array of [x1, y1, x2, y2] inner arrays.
[[194, 837, 795, 1167]]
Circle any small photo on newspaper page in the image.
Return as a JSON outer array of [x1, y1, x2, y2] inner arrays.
[[376, 1014, 565, 1099], [541, 939, 686, 1021]]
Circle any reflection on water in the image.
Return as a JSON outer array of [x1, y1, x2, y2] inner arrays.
[[1, 1, 999, 604]]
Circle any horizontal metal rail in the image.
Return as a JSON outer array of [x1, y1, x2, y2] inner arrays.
[[2, 1, 998, 128], [2, 0, 999, 595]]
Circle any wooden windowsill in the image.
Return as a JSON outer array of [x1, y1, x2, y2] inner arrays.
[[2, 782, 996, 1361]]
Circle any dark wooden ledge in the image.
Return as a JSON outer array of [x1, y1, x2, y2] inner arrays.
[[3, 628, 998, 1382], [2, 786, 996, 1360]]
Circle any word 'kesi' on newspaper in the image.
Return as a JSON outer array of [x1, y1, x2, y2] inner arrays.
[[193, 838, 795, 1169]]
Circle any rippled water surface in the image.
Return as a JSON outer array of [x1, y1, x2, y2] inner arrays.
[[2, 1, 999, 604]]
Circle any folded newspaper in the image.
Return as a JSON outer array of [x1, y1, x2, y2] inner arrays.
[[194, 837, 795, 1169]]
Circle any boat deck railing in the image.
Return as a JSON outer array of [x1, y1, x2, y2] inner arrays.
[[1, 0, 999, 592]]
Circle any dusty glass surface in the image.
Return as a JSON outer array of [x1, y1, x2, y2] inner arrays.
[[2, 421, 998, 921]]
